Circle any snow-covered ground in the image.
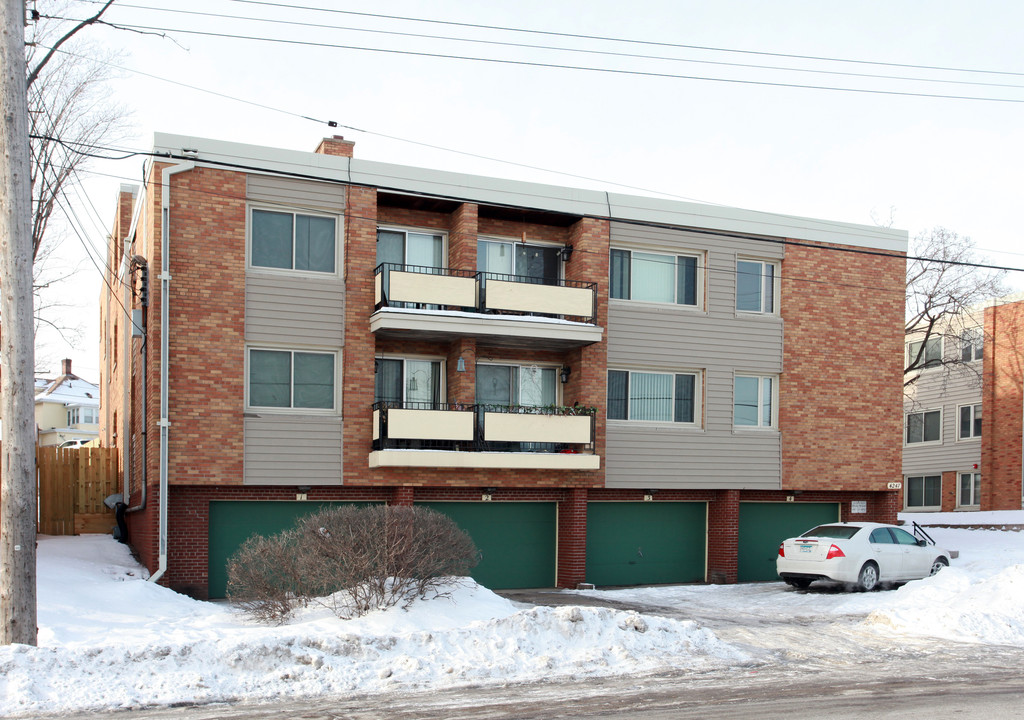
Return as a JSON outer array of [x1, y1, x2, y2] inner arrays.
[[2, 513, 1023, 717]]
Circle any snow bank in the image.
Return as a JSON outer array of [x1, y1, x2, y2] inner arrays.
[[0, 536, 747, 717]]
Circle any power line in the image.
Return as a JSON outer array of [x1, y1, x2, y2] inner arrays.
[[65, 3, 1024, 92], [88, 22, 1024, 104]]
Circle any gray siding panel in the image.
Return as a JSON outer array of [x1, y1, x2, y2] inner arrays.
[[902, 369, 983, 476], [606, 221, 783, 490], [247, 174, 346, 212], [245, 274, 345, 346], [244, 416, 344, 485]]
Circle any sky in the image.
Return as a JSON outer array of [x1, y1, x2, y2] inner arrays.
[[31, 0, 1024, 380]]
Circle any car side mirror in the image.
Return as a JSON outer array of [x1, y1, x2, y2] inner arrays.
[[916, 539, 928, 547]]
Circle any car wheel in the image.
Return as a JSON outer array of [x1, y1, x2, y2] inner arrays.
[[929, 557, 949, 576], [784, 578, 813, 589], [857, 562, 879, 591]]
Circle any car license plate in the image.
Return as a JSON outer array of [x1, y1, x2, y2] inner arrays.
[[799, 545, 813, 553]]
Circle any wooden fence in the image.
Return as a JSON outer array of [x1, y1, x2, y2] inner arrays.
[[37, 446, 121, 535]]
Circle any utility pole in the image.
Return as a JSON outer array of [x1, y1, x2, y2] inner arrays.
[[1, 0, 39, 646]]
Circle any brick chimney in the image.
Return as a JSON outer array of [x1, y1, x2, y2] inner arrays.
[[314, 135, 355, 158], [62, 358, 73, 376]]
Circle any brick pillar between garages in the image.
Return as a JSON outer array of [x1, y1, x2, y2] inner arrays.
[[392, 486, 414, 506], [707, 489, 740, 584], [557, 487, 588, 588]]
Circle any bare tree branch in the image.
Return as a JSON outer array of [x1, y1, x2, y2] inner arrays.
[[26, 0, 116, 88]]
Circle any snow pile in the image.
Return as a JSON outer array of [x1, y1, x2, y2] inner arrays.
[[0, 536, 747, 717]]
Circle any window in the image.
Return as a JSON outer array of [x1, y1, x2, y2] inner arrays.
[[959, 472, 981, 508], [906, 475, 941, 509], [734, 375, 775, 428], [377, 228, 444, 270], [869, 528, 895, 544], [476, 364, 557, 407], [610, 249, 699, 306], [905, 410, 941, 444], [736, 259, 776, 313], [248, 349, 335, 410], [960, 327, 983, 362], [67, 407, 98, 425], [251, 209, 336, 273], [958, 404, 982, 439], [375, 358, 443, 407], [478, 238, 560, 285], [607, 370, 698, 423], [907, 336, 942, 369]]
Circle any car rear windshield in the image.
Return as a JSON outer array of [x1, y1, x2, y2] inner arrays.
[[800, 525, 861, 540]]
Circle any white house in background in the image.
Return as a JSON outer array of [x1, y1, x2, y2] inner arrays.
[[35, 359, 100, 447]]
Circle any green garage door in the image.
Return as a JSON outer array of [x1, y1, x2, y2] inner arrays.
[[208, 500, 374, 599], [586, 502, 706, 586], [738, 502, 840, 582], [420, 502, 556, 589]]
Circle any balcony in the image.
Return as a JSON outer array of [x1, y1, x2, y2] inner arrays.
[[370, 264, 603, 349], [368, 401, 600, 470]]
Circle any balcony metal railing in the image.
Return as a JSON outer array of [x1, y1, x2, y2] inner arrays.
[[371, 400, 597, 453], [373, 263, 597, 324]]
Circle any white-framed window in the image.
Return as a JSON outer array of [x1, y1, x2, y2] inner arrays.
[[905, 475, 942, 510], [736, 259, 777, 314], [476, 363, 558, 407], [67, 407, 99, 425], [609, 249, 700, 307], [958, 403, 982, 440], [958, 472, 981, 508], [960, 327, 983, 362], [478, 236, 562, 285], [374, 357, 444, 407], [250, 207, 337, 274], [905, 409, 941, 444], [734, 375, 776, 428], [607, 369, 700, 424], [907, 336, 942, 369], [247, 347, 336, 411], [377, 227, 445, 270]]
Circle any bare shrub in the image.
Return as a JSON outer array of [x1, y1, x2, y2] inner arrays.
[[227, 505, 478, 622]]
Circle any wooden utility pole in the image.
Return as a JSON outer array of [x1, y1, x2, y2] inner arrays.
[[1, 0, 39, 646]]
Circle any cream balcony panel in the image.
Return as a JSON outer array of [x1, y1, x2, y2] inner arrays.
[[373, 409, 380, 441], [483, 412, 592, 444], [486, 280, 593, 317], [387, 409, 476, 441], [389, 272, 479, 308], [369, 450, 600, 470], [374, 274, 383, 306]]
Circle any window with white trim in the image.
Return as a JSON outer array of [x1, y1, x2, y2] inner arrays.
[[375, 358, 444, 407], [906, 475, 941, 510], [67, 407, 98, 425], [607, 370, 699, 423], [958, 472, 981, 508], [377, 228, 445, 269], [960, 327, 983, 362], [905, 409, 941, 444], [907, 336, 942, 369], [736, 259, 777, 314], [251, 208, 337, 273], [248, 348, 336, 410], [734, 375, 775, 428], [610, 249, 700, 306], [958, 403, 982, 439]]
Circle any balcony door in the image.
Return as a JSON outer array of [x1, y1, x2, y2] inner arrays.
[[375, 358, 442, 408], [377, 229, 445, 308], [477, 364, 557, 408], [478, 239, 560, 285]]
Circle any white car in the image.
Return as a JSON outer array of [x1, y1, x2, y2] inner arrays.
[[776, 522, 951, 591]]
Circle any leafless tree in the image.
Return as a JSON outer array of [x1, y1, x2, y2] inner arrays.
[[905, 227, 1007, 389]]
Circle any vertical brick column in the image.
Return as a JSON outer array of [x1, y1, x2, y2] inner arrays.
[[446, 338, 477, 404], [392, 486, 414, 506], [874, 490, 901, 524], [941, 470, 958, 512], [707, 489, 740, 584], [557, 488, 588, 588], [448, 203, 478, 272], [982, 300, 1024, 511]]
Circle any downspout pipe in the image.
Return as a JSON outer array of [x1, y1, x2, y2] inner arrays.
[[149, 159, 195, 585]]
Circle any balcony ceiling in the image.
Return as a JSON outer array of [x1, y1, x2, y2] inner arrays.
[[369, 309, 603, 350]]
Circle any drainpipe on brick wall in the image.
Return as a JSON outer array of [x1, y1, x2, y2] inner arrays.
[[149, 160, 195, 585]]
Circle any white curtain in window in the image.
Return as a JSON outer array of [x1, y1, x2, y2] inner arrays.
[[630, 372, 673, 421], [631, 252, 674, 303]]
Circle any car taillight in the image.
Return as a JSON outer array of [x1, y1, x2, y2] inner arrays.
[[778, 542, 785, 558], [826, 544, 845, 560]]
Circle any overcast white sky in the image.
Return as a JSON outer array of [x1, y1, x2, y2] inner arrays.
[[34, 0, 1024, 380]]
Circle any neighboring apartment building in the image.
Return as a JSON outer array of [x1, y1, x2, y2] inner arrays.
[[35, 359, 100, 447], [902, 296, 1024, 513], [99, 133, 908, 598]]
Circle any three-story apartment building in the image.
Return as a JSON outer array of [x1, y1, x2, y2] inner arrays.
[[100, 133, 908, 598]]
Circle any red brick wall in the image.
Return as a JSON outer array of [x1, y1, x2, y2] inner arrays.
[[781, 242, 905, 492], [982, 300, 1024, 510]]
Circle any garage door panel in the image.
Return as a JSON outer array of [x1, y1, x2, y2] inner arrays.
[[420, 502, 556, 590], [737, 502, 840, 582], [586, 502, 706, 586]]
